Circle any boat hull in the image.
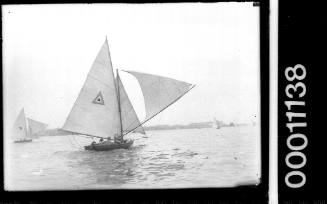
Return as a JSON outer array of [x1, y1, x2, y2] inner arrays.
[[84, 140, 134, 151], [14, 139, 33, 143]]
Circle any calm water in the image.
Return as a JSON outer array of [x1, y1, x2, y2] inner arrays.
[[5, 126, 261, 190]]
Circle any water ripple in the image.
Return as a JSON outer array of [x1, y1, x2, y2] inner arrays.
[[6, 126, 261, 190]]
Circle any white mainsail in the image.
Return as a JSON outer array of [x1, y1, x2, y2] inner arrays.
[[124, 71, 194, 122], [12, 108, 29, 140], [61, 39, 194, 143], [116, 74, 145, 135], [27, 118, 48, 137], [62, 39, 121, 138]]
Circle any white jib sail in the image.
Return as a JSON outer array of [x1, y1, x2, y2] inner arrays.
[[27, 118, 48, 137], [12, 108, 29, 140], [62, 40, 121, 138], [117, 74, 145, 135], [125, 71, 193, 121]]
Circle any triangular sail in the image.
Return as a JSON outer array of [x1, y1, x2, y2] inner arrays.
[[124, 71, 194, 121], [12, 108, 29, 139], [27, 118, 48, 137], [116, 74, 145, 135], [62, 40, 121, 138]]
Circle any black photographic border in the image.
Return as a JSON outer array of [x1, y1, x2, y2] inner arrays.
[[278, 0, 327, 202], [0, 0, 270, 203]]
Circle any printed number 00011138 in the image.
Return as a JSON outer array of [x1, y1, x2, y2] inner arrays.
[[284, 64, 307, 188]]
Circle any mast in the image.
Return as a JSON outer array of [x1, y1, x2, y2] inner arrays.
[[105, 37, 123, 138], [27, 122, 32, 138], [116, 69, 123, 138], [104, 38, 123, 139], [24, 111, 29, 139], [63, 130, 105, 139]]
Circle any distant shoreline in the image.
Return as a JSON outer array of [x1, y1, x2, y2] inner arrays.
[[143, 121, 252, 131], [37, 121, 254, 136]]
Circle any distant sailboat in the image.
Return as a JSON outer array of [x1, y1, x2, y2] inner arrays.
[[251, 120, 256, 126], [212, 117, 221, 129], [62, 38, 195, 151], [12, 108, 48, 143]]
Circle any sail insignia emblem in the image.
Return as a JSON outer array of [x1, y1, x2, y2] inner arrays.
[[92, 92, 105, 105], [18, 126, 23, 130]]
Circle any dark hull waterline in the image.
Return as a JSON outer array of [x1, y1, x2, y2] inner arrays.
[[84, 140, 134, 151], [14, 139, 33, 143]]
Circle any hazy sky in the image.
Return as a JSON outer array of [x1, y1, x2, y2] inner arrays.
[[3, 3, 260, 129]]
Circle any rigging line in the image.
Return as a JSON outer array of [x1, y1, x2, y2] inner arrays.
[[68, 135, 79, 149], [72, 135, 84, 149], [70, 135, 80, 149], [72, 138, 80, 149], [122, 84, 196, 136], [63, 130, 106, 139], [71, 135, 79, 146]]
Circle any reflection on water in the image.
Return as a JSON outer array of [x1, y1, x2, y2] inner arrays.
[[5, 126, 261, 190]]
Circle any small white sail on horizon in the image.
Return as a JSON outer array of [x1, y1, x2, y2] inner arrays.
[[212, 117, 221, 129], [62, 39, 195, 144], [12, 108, 48, 142], [12, 108, 29, 141]]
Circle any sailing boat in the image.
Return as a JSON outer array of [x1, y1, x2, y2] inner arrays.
[[62, 38, 195, 151], [12, 108, 48, 143], [213, 117, 221, 129]]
